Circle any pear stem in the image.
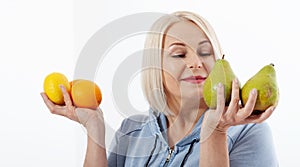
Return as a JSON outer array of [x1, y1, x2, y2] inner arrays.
[[222, 54, 225, 59], [270, 63, 274, 67]]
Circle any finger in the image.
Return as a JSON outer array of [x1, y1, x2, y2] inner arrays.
[[59, 85, 73, 107], [40, 92, 55, 111], [40, 92, 65, 116], [237, 88, 257, 119], [226, 78, 240, 115], [214, 83, 225, 126], [246, 106, 275, 124], [216, 83, 225, 114], [59, 85, 78, 121]]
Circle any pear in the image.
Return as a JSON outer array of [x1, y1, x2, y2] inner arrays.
[[241, 63, 279, 112], [203, 55, 237, 109]]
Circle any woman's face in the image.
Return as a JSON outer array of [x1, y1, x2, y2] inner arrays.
[[162, 21, 216, 101]]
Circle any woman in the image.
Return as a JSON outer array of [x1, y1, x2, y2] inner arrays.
[[41, 11, 278, 166]]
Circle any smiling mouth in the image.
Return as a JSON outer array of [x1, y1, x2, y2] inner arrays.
[[182, 76, 206, 84]]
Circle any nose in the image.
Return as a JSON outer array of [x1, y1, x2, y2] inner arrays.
[[186, 55, 203, 69]]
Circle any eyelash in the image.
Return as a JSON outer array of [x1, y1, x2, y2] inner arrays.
[[172, 53, 211, 58], [172, 54, 186, 58], [198, 53, 211, 57]]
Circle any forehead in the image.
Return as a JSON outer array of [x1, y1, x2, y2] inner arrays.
[[164, 21, 208, 48]]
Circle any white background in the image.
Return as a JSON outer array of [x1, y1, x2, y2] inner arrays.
[[0, 0, 299, 166]]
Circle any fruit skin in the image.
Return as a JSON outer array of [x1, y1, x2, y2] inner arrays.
[[43, 72, 70, 105], [241, 64, 279, 111], [70, 79, 102, 110], [203, 57, 237, 109]]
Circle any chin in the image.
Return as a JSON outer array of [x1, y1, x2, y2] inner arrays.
[[181, 84, 203, 96], [182, 91, 203, 100]]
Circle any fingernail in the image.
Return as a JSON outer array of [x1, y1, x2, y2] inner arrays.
[[251, 88, 257, 95], [234, 78, 239, 84], [271, 106, 276, 111], [59, 84, 65, 90]]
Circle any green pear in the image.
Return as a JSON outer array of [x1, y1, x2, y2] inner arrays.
[[241, 63, 279, 112], [203, 55, 237, 109]]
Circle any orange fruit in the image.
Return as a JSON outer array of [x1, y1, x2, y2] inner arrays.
[[70, 79, 102, 109], [43, 72, 70, 105], [69, 79, 79, 87]]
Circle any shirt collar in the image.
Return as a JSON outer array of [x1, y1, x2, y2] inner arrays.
[[148, 108, 206, 147]]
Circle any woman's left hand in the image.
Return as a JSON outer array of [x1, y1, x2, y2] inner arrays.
[[200, 78, 276, 141]]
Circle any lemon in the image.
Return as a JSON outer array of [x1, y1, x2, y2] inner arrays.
[[43, 72, 70, 105]]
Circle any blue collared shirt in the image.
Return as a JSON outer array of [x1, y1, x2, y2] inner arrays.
[[107, 109, 278, 166]]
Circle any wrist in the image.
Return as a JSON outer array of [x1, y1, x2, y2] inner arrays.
[[201, 128, 228, 144], [85, 123, 106, 148], [214, 124, 229, 134], [76, 109, 106, 148], [200, 124, 228, 142]]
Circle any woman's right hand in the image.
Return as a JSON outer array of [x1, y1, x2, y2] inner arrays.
[[40, 85, 106, 147]]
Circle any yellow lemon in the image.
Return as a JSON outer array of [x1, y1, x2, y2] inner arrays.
[[43, 72, 70, 105], [70, 79, 102, 109]]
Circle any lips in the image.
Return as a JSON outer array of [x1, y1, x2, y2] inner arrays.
[[182, 75, 206, 84]]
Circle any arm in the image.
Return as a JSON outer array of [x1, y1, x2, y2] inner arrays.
[[200, 82, 230, 167], [200, 130, 229, 167], [81, 109, 108, 167], [199, 79, 276, 167], [84, 135, 108, 167], [41, 85, 108, 167]]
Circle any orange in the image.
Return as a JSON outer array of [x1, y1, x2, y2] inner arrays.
[[43, 72, 70, 105], [69, 79, 79, 87], [70, 79, 102, 109]]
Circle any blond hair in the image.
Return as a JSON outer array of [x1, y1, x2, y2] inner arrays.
[[141, 11, 223, 115]]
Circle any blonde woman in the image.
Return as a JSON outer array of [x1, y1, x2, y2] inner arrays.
[[41, 11, 278, 166]]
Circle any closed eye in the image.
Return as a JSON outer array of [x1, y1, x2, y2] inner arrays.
[[198, 53, 211, 57], [172, 54, 186, 58]]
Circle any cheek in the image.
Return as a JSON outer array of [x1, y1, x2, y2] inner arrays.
[[203, 57, 216, 73], [163, 69, 180, 92], [162, 57, 186, 79], [162, 61, 184, 92]]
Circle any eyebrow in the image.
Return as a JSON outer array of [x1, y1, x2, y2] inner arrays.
[[168, 40, 211, 50], [168, 42, 186, 48], [198, 40, 210, 45]]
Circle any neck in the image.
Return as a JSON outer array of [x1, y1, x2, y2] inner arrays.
[[165, 95, 207, 147], [166, 94, 207, 124]]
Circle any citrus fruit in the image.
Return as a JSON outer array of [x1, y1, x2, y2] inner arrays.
[[70, 79, 102, 109], [43, 72, 70, 105]]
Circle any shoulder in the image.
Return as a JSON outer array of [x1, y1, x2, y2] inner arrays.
[[227, 122, 278, 166], [117, 114, 152, 137], [107, 114, 151, 166], [227, 122, 273, 144]]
